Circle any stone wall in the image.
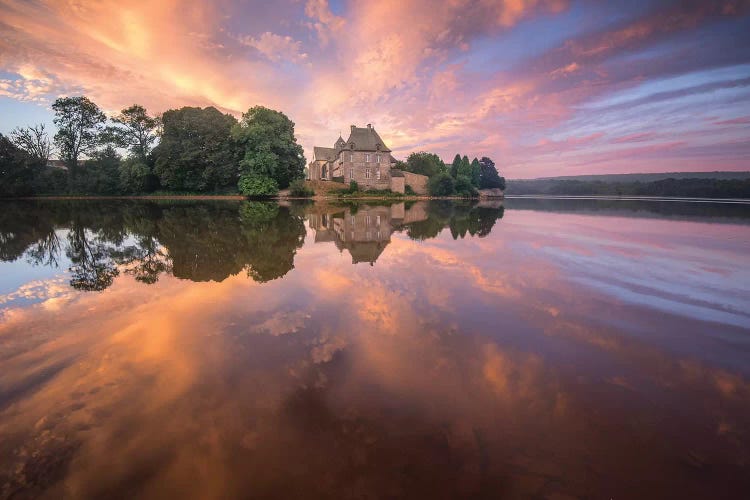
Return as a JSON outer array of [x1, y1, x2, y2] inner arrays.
[[390, 176, 405, 194], [402, 171, 429, 195], [340, 150, 392, 189], [478, 188, 504, 198]]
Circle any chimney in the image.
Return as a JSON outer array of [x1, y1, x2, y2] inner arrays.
[[351, 125, 356, 132], [367, 123, 372, 129]]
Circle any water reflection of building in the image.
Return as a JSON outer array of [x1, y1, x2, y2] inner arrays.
[[308, 203, 428, 264]]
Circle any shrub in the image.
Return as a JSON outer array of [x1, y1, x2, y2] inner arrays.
[[428, 172, 456, 196], [348, 180, 359, 193], [238, 172, 278, 197], [119, 161, 150, 193], [289, 179, 314, 197], [405, 184, 416, 195], [454, 175, 478, 197]]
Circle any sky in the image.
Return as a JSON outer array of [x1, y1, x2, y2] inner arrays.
[[0, 0, 749, 178]]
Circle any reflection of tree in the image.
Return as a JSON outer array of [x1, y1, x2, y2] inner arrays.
[[113, 235, 171, 284], [0, 199, 501, 290], [449, 205, 505, 239], [26, 231, 62, 267], [0, 201, 59, 262], [66, 226, 119, 291], [404, 201, 505, 241], [240, 202, 306, 282]]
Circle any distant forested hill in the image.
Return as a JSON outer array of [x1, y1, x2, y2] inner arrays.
[[507, 172, 750, 199], [529, 171, 750, 182]]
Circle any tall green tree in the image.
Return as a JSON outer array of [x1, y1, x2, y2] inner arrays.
[[404, 152, 447, 178], [153, 106, 240, 191], [470, 157, 481, 187], [450, 154, 462, 178], [10, 124, 54, 163], [107, 104, 160, 160], [232, 106, 305, 191], [458, 155, 472, 178], [478, 157, 505, 190], [52, 96, 107, 177]]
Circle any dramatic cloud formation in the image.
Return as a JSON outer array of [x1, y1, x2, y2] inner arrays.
[[0, 0, 749, 177]]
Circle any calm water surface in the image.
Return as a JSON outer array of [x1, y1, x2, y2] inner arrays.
[[1, 199, 749, 499]]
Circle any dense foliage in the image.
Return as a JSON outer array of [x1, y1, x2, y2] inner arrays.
[[0, 134, 39, 197], [428, 172, 457, 196], [0, 95, 306, 198], [435, 153, 504, 196], [478, 157, 506, 190], [238, 172, 279, 197], [400, 152, 447, 178], [289, 179, 315, 197], [233, 106, 306, 191], [154, 106, 240, 192], [506, 178, 750, 198]]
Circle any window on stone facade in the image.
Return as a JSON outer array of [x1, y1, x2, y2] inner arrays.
[[349, 168, 354, 179], [365, 168, 371, 179], [351, 216, 355, 224], [365, 215, 371, 226], [376, 169, 381, 180], [365, 153, 370, 162], [376, 215, 381, 225], [350, 153, 354, 162], [376, 154, 381, 163]]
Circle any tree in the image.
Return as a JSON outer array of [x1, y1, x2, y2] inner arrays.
[[232, 106, 305, 190], [404, 152, 447, 178], [450, 154, 461, 178], [238, 172, 279, 197], [470, 157, 481, 187], [454, 175, 477, 197], [82, 146, 122, 195], [153, 106, 240, 191], [0, 133, 37, 197], [119, 159, 151, 193], [52, 96, 107, 177], [478, 157, 505, 190], [458, 155, 472, 179], [107, 104, 160, 160], [428, 172, 456, 196], [10, 124, 54, 163]]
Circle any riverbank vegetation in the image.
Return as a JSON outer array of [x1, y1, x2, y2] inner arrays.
[[393, 152, 506, 197], [0, 95, 305, 198], [506, 177, 750, 198]]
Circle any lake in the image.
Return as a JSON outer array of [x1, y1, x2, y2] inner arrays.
[[1, 198, 749, 499]]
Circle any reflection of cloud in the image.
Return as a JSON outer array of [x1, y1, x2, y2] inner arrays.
[[252, 311, 311, 336], [2, 208, 750, 497], [0, 277, 73, 311]]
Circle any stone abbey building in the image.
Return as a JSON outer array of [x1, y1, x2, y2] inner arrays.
[[307, 124, 428, 194]]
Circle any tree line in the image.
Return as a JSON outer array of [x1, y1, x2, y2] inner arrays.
[[506, 178, 750, 198], [0, 96, 306, 197], [393, 152, 506, 196]]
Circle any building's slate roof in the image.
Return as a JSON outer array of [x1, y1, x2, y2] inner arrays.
[[313, 146, 337, 162], [345, 126, 392, 152]]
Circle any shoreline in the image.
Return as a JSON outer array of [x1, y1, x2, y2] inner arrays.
[[5, 194, 750, 203]]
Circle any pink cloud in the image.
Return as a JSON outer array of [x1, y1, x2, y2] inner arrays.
[[713, 116, 750, 125]]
